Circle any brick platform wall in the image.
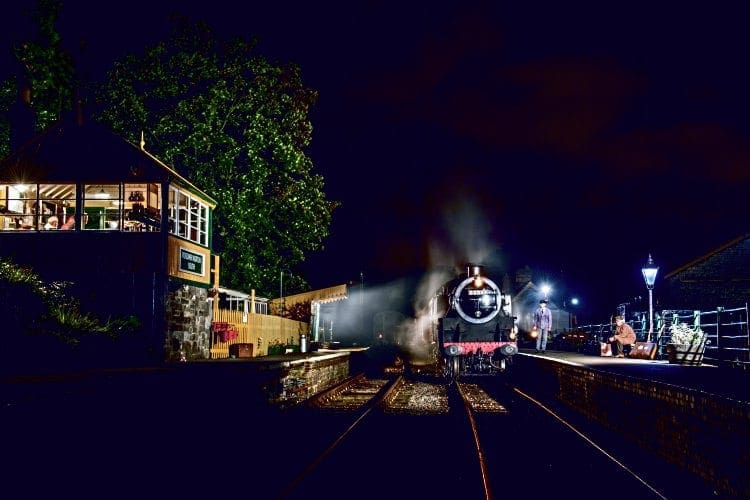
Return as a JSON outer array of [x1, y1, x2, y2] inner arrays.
[[511, 356, 750, 497]]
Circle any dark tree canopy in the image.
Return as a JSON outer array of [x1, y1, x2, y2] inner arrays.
[[1, 6, 337, 298], [94, 21, 337, 297], [0, 0, 76, 157]]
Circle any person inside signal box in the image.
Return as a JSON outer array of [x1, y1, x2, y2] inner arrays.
[[60, 214, 75, 230], [609, 315, 636, 358]]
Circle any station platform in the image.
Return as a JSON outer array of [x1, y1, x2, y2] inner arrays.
[[513, 348, 750, 497], [517, 348, 750, 404]]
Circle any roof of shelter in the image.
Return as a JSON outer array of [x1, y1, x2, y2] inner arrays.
[[271, 284, 349, 310], [664, 233, 750, 279], [218, 287, 269, 302]]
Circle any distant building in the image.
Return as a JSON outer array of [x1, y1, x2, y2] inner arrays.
[[663, 233, 750, 311], [512, 281, 572, 334]]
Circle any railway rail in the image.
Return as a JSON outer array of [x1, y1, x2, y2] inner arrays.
[[280, 373, 519, 499], [276, 369, 681, 499], [2, 358, 718, 499]]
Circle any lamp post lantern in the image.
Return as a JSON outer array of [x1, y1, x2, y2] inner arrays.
[[641, 254, 659, 342], [569, 297, 579, 329]]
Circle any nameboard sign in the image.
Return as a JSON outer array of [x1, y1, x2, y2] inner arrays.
[[179, 247, 204, 276]]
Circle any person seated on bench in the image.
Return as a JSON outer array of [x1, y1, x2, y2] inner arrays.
[[609, 315, 636, 358]]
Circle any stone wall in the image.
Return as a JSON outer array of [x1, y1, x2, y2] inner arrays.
[[165, 283, 212, 362], [511, 356, 750, 497], [266, 352, 350, 406]]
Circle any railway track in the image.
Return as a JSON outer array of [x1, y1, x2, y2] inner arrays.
[[276, 370, 675, 500], [279, 373, 507, 499]]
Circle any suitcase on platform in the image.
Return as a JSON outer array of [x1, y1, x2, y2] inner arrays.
[[629, 341, 657, 360], [229, 343, 253, 358]]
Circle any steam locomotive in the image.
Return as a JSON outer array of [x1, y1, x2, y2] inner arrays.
[[429, 264, 518, 377]]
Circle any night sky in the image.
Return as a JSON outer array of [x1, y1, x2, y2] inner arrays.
[[3, 1, 749, 319]]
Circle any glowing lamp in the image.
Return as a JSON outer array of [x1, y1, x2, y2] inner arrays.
[[641, 254, 659, 341], [641, 254, 658, 289]]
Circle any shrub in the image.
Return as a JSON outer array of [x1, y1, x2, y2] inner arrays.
[[0, 257, 143, 372]]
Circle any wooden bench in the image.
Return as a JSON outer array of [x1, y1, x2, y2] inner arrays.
[[229, 343, 253, 358]]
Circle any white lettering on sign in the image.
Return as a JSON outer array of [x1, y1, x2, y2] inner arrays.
[[180, 248, 204, 275]]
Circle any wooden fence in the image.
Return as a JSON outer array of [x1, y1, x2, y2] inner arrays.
[[209, 309, 309, 359]]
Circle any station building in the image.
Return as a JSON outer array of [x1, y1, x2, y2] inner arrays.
[[0, 118, 219, 362]]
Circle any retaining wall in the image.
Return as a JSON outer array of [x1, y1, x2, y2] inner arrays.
[[511, 356, 750, 497]]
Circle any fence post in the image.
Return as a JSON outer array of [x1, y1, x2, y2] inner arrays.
[[716, 306, 723, 366]]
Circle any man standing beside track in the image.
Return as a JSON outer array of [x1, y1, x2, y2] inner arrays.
[[533, 299, 552, 353]]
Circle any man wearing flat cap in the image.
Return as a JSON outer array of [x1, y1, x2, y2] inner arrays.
[[533, 299, 552, 353], [609, 315, 636, 358]]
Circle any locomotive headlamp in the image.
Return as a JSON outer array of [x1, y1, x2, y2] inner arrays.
[[445, 344, 462, 356]]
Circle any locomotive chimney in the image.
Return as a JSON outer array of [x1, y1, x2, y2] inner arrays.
[[467, 264, 483, 278]]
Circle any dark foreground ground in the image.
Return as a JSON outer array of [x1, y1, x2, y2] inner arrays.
[[2, 349, 747, 498]]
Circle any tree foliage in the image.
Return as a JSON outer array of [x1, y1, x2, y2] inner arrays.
[[0, 7, 336, 298], [0, 0, 76, 158], [14, 0, 76, 131], [94, 20, 337, 297], [281, 300, 312, 323]]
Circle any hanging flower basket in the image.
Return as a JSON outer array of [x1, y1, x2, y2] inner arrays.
[[218, 328, 238, 343], [212, 322, 239, 343]]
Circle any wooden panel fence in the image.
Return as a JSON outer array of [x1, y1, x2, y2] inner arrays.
[[209, 309, 309, 359]]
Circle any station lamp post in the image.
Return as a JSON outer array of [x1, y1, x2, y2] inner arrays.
[[569, 297, 579, 329], [641, 254, 659, 342]]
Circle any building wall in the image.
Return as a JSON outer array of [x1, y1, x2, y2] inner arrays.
[[165, 282, 212, 361], [167, 236, 213, 285], [665, 238, 750, 310]]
